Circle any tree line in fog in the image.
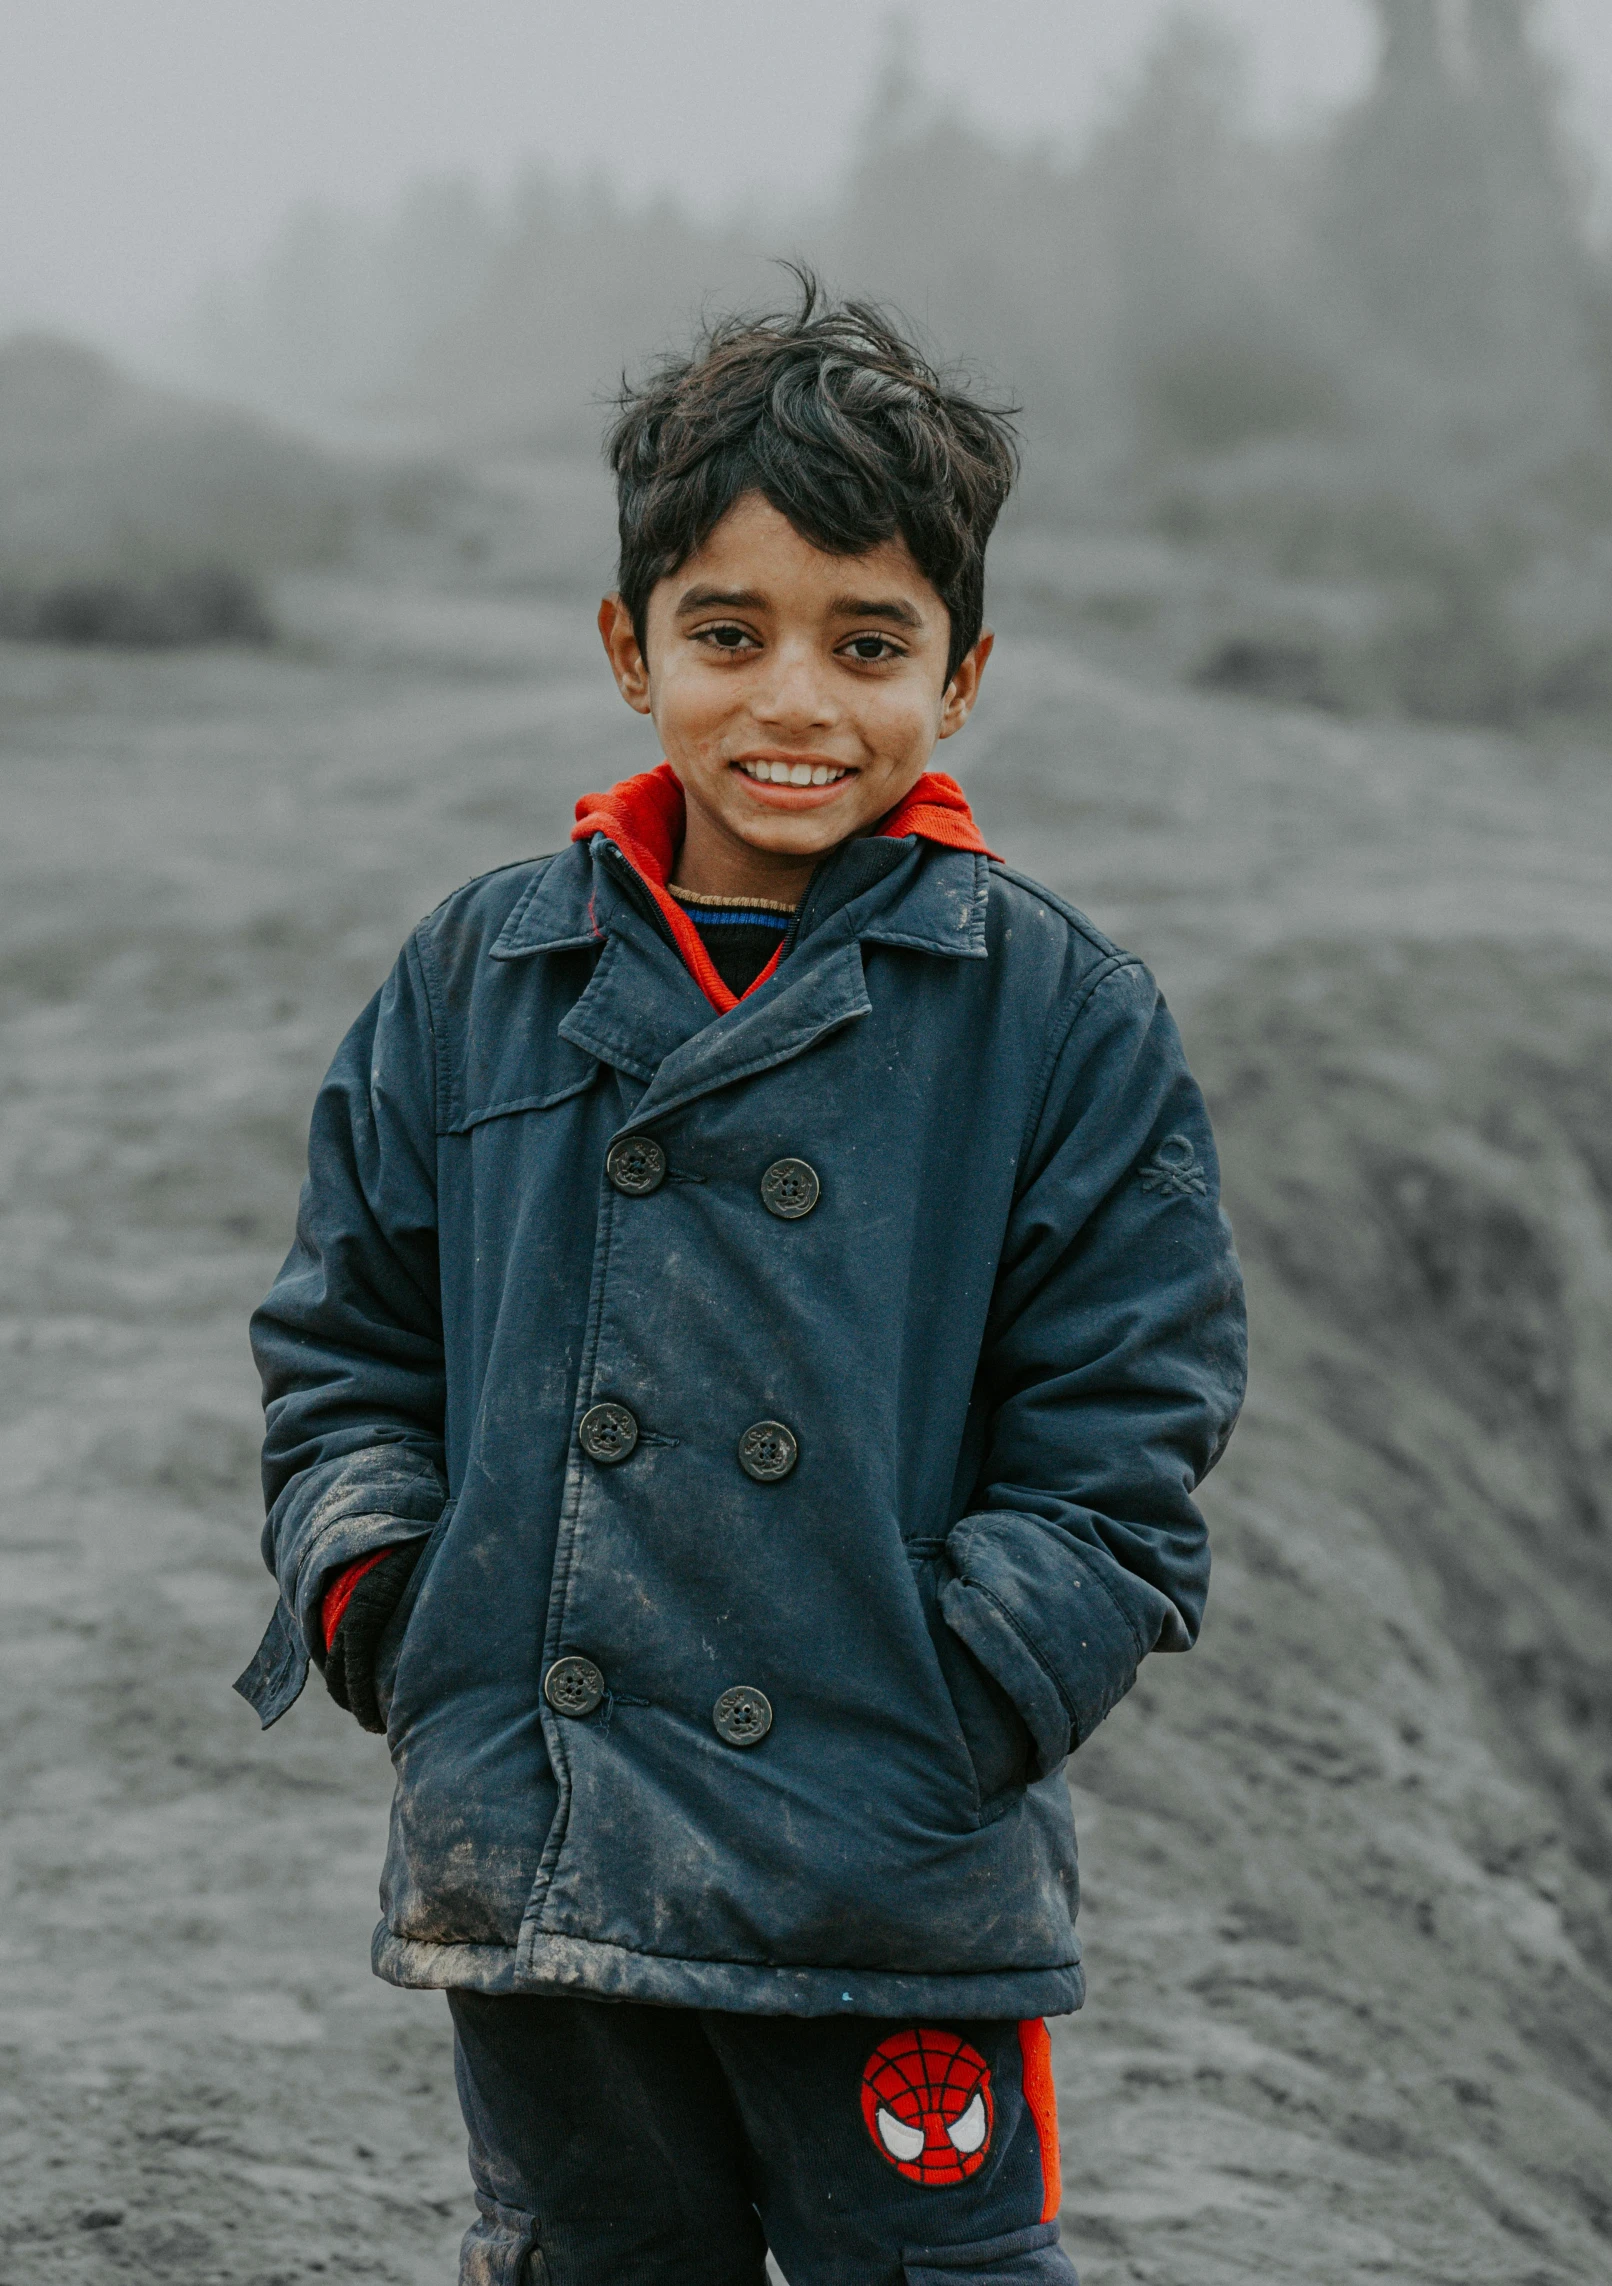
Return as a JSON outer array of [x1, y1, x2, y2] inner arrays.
[[12, 1, 1612, 721], [196, 6, 1606, 505]]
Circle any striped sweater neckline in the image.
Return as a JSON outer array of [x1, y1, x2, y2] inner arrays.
[[667, 884, 799, 916]]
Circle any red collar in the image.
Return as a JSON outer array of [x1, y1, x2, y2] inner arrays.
[[571, 761, 994, 1013]]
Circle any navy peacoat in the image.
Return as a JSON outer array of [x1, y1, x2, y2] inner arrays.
[[239, 824, 1246, 2019]]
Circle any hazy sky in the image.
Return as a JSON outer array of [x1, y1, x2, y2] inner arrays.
[[5, 0, 1611, 357]]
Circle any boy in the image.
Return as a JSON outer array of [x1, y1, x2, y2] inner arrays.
[[238, 282, 1246, 2285]]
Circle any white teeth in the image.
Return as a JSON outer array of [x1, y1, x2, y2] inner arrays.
[[739, 760, 846, 786]]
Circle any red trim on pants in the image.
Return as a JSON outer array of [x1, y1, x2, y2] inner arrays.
[[1017, 2018, 1062, 2223]]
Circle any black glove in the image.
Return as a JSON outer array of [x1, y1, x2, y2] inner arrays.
[[323, 1541, 422, 1733]]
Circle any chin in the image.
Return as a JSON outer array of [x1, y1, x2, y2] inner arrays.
[[729, 812, 854, 855]]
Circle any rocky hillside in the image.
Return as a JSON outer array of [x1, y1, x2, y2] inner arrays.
[[1052, 939, 1612, 2279], [0, 336, 471, 648], [0, 335, 368, 580]]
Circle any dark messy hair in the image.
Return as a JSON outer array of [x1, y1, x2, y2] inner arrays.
[[606, 269, 1020, 683]]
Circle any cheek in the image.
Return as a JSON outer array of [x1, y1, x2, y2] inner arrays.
[[852, 679, 944, 757], [650, 660, 740, 749]]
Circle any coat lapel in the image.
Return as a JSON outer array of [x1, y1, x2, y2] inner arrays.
[[558, 927, 717, 1083], [490, 842, 713, 1084], [625, 941, 873, 1128], [485, 835, 987, 1118]]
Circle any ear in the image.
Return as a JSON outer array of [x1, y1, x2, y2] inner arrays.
[[937, 630, 994, 739], [599, 593, 653, 716]]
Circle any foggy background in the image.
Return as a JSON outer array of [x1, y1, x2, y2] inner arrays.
[[12, 0, 1612, 718], [3, 5, 1612, 2283]]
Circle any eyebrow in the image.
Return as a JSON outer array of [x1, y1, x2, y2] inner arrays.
[[830, 595, 924, 629], [674, 585, 766, 617], [673, 584, 925, 629]]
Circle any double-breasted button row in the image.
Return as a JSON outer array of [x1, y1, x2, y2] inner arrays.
[[579, 1404, 798, 1481], [545, 1658, 772, 1748], [606, 1136, 820, 1220]]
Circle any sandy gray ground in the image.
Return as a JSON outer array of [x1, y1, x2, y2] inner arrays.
[[2, 524, 1611, 2282]]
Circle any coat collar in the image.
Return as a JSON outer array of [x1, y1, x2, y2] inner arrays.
[[489, 843, 608, 961], [818, 835, 991, 960], [489, 829, 990, 968], [487, 809, 991, 1124], [562, 761, 994, 1010]]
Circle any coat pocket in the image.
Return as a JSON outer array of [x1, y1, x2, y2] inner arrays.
[[903, 2220, 1074, 2282], [459, 2192, 547, 2286], [911, 1551, 1033, 1816], [374, 1497, 457, 1734]]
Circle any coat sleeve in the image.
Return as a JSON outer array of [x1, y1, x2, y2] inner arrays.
[[940, 956, 1246, 1775], [235, 934, 448, 1726]]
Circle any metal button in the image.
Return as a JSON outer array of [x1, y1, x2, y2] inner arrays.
[[607, 1135, 667, 1196], [545, 1656, 605, 1718], [713, 1685, 773, 1747], [738, 1420, 797, 1482], [578, 1401, 639, 1464], [761, 1158, 820, 1219]]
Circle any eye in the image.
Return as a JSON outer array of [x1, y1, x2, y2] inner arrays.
[[875, 2107, 925, 2162], [842, 634, 902, 663], [696, 622, 758, 653], [946, 2091, 988, 2153]]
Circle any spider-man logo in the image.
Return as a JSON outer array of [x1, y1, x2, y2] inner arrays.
[[860, 2029, 994, 2185]]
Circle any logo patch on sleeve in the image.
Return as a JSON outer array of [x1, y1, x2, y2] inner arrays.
[[1138, 1133, 1208, 1199], [860, 2029, 994, 2184]]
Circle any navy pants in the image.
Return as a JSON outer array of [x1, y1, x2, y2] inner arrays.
[[448, 1992, 1077, 2286]]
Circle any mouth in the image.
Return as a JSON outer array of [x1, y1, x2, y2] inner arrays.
[[734, 757, 854, 788], [728, 756, 860, 814]]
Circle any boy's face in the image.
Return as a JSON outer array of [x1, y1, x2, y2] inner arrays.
[[599, 492, 991, 876]]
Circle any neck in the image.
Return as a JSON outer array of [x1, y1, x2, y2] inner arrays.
[[669, 800, 824, 907]]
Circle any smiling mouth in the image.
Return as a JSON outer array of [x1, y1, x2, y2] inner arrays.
[[735, 759, 853, 787]]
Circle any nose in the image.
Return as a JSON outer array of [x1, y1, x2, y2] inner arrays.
[[749, 639, 837, 731]]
